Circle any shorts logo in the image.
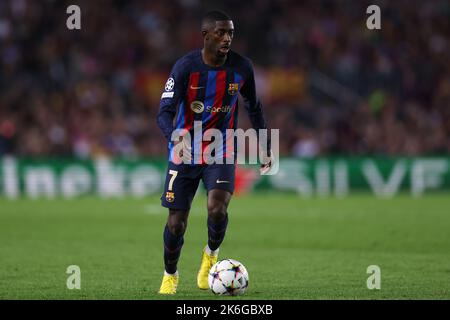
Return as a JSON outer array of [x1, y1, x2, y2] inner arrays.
[[228, 83, 239, 95], [165, 78, 175, 91], [190, 101, 204, 113], [165, 191, 175, 203]]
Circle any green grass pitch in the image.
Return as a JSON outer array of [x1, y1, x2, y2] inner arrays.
[[0, 193, 449, 299]]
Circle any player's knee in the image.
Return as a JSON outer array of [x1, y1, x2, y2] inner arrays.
[[167, 219, 186, 236], [207, 204, 227, 222]]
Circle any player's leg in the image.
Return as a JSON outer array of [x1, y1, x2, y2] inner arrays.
[[158, 209, 188, 294], [163, 208, 189, 275], [197, 189, 232, 289], [159, 163, 201, 294], [206, 189, 231, 255], [197, 163, 235, 289]]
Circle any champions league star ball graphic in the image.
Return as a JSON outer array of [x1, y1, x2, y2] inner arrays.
[[208, 259, 249, 296]]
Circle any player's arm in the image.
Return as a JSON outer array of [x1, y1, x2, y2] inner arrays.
[[240, 60, 273, 173], [240, 61, 268, 135], [156, 60, 187, 140]]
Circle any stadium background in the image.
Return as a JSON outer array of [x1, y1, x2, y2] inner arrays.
[[0, 0, 449, 299]]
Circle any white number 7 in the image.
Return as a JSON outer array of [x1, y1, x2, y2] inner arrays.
[[168, 170, 178, 191]]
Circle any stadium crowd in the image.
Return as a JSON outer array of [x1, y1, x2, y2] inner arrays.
[[0, 0, 449, 158]]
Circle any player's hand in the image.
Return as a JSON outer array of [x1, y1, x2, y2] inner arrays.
[[174, 135, 192, 163], [259, 149, 274, 175], [175, 136, 183, 158]]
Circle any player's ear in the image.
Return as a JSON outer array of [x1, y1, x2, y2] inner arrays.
[[202, 30, 208, 38]]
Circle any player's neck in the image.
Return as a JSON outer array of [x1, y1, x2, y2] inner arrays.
[[201, 48, 227, 67]]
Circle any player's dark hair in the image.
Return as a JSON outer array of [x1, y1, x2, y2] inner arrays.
[[201, 10, 231, 30]]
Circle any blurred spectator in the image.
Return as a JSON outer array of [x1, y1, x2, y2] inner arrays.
[[0, 0, 448, 158]]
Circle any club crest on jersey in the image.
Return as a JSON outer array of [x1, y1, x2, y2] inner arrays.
[[190, 100, 204, 113], [228, 83, 239, 95], [165, 191, 175, 203]]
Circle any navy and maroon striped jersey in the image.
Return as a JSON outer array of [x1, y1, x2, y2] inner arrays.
[[157, 49, 268, 164]]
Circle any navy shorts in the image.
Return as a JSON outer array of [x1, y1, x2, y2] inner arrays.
[[161, 162, 235, 210]]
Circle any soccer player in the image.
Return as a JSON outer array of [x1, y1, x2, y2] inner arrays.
[[156, 10, 272, 294]]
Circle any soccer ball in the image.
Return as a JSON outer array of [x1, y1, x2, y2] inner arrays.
[[208, 259, 249, 296]]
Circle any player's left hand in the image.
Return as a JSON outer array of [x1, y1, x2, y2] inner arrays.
[[259, 149, 274, 175], [172, 135, 192, 164]]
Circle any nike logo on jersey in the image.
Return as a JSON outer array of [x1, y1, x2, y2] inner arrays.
[[190, 85, 205, 90], [216, 180, 230, 184]]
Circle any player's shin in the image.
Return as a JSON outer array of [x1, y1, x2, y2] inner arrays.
[[163, 224, 184, 274], [207, 213, 228, 252], [197, 214, 228, 289]]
